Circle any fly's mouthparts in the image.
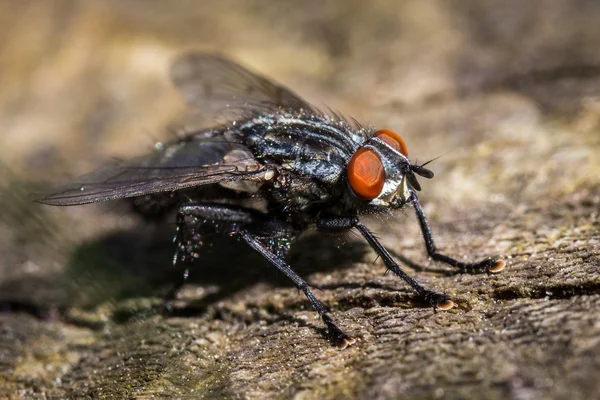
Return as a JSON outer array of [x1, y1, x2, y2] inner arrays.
[[397, 173, 411, 202]]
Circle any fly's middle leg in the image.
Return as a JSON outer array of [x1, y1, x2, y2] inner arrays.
[[240, 229, 356, 349]]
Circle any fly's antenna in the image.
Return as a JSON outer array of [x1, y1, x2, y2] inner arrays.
[[411, 153, 446, 179], [419, 153, 445, 168]]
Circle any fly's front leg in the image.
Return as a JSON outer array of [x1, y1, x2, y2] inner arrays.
[[239, 228, 356, 349], [410, 195, 505, 274], [168, 204, 257, 308], [317, 217, 454, 310]]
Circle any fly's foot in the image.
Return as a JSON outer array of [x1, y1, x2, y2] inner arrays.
[[323, 315, 356, 349], [422, 291, 455, 310], [461, 257, 506, 274], [331, 328, 356, 350], [488, 259, 506, 273]]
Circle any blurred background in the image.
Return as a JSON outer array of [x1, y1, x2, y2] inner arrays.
[[0, 0, 599, 398], [2, 0, 599, 172]]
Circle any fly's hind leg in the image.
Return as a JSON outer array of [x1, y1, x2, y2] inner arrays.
[[166, 203, 258, 309]]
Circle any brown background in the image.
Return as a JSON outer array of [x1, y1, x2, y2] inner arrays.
[[0, 1, 599, 398]]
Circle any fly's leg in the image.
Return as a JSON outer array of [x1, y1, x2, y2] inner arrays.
[[317, 217, 454, 310], [410, 195, 505, 274], [165, 210, 190, 310], [167, 203, 257, 309], [239, 229, 356, 349], [168, 204, 351, 349]]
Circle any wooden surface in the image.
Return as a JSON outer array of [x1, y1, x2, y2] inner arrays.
[[1, 1, 599, 398]]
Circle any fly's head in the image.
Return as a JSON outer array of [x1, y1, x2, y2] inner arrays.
[[346, 130, 434, 208]]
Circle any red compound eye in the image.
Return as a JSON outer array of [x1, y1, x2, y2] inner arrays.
[[375, 129, 408, 157], [347, 148, 385, 200]]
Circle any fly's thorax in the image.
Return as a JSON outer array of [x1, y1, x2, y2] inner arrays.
[[236, 114, 357, 186], [346, 132, 415, 208]]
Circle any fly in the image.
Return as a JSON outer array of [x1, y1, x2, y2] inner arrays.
[[38, 53, 505, 349]]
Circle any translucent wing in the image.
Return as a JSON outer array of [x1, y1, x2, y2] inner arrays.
[[39, 54, 309, 206], [37, 138, 262, 206], [170, 52, 314, 120]]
